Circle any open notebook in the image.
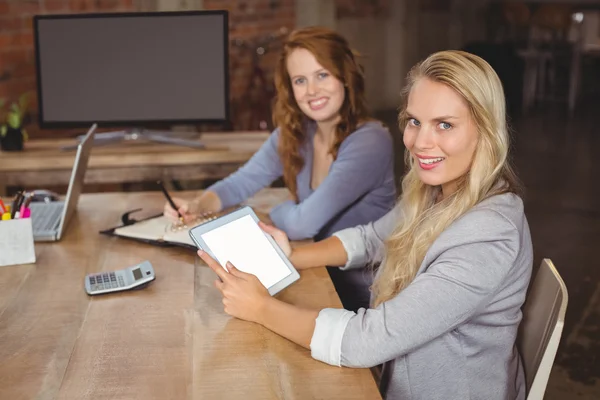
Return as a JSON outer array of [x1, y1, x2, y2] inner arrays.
[[101, 211, 224, 250]]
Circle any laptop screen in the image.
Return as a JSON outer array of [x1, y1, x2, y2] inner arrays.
[[55, 124, 97, 238]]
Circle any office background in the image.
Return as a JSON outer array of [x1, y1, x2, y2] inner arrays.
[[1, 0, 599, 399]]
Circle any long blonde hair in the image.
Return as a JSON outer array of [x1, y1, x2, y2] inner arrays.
[[371, 50, 523, 307]]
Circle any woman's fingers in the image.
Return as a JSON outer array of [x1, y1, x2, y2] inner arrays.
[[226, 262, 250, 280], [258, 221, 277, 234], [198, 250, 230, 282]]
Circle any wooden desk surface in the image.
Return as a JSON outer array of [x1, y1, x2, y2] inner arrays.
[[0, 131, 270, 194], [0, 189, 381, 399]]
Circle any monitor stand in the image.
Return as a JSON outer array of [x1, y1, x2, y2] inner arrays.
[[60, 128, 205, 151]]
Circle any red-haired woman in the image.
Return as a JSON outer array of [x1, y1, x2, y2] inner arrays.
[[165, 27, 396, 311]]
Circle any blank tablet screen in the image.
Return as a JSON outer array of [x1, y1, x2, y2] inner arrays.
[[199, 215, 291, 288]]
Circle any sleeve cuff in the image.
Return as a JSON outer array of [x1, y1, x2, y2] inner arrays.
[[310, 308, 355, 366], [333, 228, 368, 270], [207, 183, 236, 210]]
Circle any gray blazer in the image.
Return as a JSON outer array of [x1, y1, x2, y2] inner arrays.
[[309, 193, 533, 400]]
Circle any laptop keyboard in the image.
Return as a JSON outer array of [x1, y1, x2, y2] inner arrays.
[[30, 202, 65, 232]]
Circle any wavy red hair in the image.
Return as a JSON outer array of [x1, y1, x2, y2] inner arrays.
[[272, 27, 371, 201]]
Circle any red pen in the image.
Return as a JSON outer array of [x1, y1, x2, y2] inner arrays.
[[0, 198, 5, 214]]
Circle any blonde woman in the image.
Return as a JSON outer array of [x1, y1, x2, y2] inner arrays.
[[198, 50, 533, 399]]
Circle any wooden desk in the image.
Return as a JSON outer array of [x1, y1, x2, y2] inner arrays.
[[0, 131, 270, 196], [0, 189, 381, 399]]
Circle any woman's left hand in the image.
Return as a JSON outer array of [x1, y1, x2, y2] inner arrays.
[[197, 249, 270, 323]]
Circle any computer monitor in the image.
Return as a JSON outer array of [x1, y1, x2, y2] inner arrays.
[[33, 11, 229, 147]]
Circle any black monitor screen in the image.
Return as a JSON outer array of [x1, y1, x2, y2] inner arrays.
[[34, 11, 228, 128]]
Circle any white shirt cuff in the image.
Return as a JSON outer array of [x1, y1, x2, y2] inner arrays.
[[333, 228, 368, 270], [310, 308, 355, 366]]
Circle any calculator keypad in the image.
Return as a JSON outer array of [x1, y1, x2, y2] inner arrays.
[[89, 272, 126, 292]]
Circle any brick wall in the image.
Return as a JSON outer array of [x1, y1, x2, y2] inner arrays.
[[335, 0, 389, 18], [0, 0, 295, 138], [204, 0, 295, 131], [0, 0, 136, 138]]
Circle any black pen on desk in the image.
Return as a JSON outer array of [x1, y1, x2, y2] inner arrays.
[[10, 191, 23, 219], [157, 181, 183, 222], [14, 191, 28, 219]]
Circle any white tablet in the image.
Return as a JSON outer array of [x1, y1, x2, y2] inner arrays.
[[188, 206, 300, 296]]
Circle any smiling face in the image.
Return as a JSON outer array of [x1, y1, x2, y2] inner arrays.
[[286, 48, 345, 125], [402, 78, 479, 197]]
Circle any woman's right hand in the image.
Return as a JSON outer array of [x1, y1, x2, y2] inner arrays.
[[164, 191, 223, 224], [163, 197, 197, 224], [259, 221, 293, 258]]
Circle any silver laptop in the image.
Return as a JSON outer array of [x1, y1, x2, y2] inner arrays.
[[30, 124, 97, 241]]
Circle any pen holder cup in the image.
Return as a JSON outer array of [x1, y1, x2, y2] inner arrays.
[[0, 218, 36, 267]]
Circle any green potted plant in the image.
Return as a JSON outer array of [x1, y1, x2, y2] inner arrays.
[[0, 92, 31, 152]]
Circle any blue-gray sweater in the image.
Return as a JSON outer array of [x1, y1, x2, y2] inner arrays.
[[208, 121, 396, 241]]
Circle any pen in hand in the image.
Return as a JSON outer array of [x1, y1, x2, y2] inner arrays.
[[157, 181, 183, 222]]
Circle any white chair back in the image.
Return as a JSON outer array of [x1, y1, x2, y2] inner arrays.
[[517, 258, 568, 400]]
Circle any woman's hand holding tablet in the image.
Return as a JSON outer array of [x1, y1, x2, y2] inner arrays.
[[257, 220, 292, 258], [188, 206, 300, 296], [197, 249, 271, 322], [192, 207, 331, 350]]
